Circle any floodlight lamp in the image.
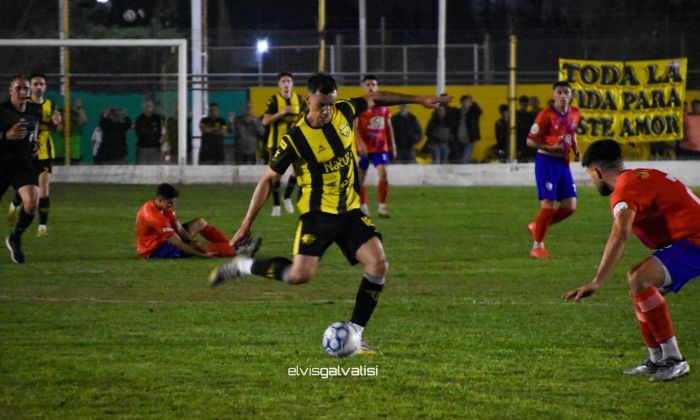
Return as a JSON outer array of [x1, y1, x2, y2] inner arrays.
[[96, 0, 110, 3], [256, 39, 269, 54]]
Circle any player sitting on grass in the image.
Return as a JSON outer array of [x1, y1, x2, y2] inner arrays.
[[564, 139, 700, 382], [135, 183, 259, 259]]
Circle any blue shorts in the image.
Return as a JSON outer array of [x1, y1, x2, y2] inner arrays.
[[654, 239, 700, 294], [359, 152, 390, 171], [534, 153, 576, 201], [149, 241, 184, 259]]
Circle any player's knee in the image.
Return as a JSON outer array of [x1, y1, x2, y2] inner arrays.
[[626, 268, 646, 293], [366, 257, 389, 278], [287, 271, 311, 284], [23, 199, 38, 213]]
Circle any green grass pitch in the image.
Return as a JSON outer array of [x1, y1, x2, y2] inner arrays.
[[1, 183, 699, 418]]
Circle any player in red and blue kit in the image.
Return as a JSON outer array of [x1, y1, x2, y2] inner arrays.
[[356, 75, 395, 218], [564, 139, 700, 382], [526, 81, 581, 258]]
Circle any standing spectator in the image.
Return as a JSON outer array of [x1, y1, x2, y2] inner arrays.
[[494, 104, 509, 162], [516, 95, 535, 161], [530, 96, 542, 115], [95, 107, 131, 164], [678, 99, 700, 159], [163, 103, 193, 164], [453, 95, 482, 163], [426, 103, 453, 164], [391, 104, 422, 163], [230, 101, 264, 165], [134, 98, 165, 164], [199, 103, 227, 164], [53, 97, 87, 164]]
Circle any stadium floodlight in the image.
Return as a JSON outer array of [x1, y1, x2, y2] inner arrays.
[[256, 39, 269, 54], [96, 0, 110, 3]]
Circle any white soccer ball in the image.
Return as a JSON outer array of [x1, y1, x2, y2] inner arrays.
[[322, 321, 361, 358]]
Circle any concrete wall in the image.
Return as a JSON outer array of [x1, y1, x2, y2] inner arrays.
[[52, 161, 700, 186]]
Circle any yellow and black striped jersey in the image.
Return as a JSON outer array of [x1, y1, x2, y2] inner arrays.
[[270, 97, 368, 215], [28, 98, 56, 160], [265, 92, 306, 152]]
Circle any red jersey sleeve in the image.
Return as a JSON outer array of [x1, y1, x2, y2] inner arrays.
[[528, 110, 549, 143]]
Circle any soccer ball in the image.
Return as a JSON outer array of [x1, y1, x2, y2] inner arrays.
[[322, 321, 361, 358]]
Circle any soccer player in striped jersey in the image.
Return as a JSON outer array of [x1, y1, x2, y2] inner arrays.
[[526, 81, 580, 259], [209, 73, 452, 355], [262, 72, 307, 216], [356, 75, 395, 218], [564, 139, 699, 382]]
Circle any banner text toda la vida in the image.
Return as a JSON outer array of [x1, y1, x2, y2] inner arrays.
[[558, 58, 687, 143]]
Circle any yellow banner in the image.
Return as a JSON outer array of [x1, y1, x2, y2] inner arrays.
[[558, 58, 686, 143]]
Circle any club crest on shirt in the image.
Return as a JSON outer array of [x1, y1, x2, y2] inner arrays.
[[636, 171, 650, 179], [301, 233, 316, 245], [339, 123, 351, 137]]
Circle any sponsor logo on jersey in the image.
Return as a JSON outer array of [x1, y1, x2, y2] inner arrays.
[[322, 148, 354, 173]]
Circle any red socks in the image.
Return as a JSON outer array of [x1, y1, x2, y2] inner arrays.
[[204, 242, 235, 257], [360, 185, 367, 205], [533, 208, 555, 242], [634, 302, 659, 348], [200, 225, 229, 244], [378, 179, 388, 204], [634, 287, 675, 344], [550, 207, 575, 225]]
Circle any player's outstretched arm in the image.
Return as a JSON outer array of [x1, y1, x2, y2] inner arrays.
[[563, 208, 635, 302], [367, 92, 453, 109], [230, 167, 282, 246]]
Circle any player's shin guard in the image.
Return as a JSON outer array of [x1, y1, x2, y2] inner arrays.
[[11, 191, 22, 207], [378, 179, 388, 204], [350, 274, 385, 327], [550, 207, 574, 225], [284, 176, 297, 199], [204, 242, 235, 257], [251, 257, 293, 282], [38, 197, 50, 226], [13, 207, 35, 238], [200, 225, 229, 244], [533, 208, 555, 243], [634, 302, 660, 350], [634, 287, 675, 345]]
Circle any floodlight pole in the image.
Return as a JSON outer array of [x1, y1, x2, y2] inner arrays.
[[191, 0, 204, 166], [59, 0, 72, 165], [436, 0, 446, 95], [359, 0, 367, 77], [508, 35, 517, 163], [318, 0, 326, 72]]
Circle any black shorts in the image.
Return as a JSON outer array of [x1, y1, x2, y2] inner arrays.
[[34, 159, 52, 176], [0, 158, 38, 198], [293, 209, 382, 265]]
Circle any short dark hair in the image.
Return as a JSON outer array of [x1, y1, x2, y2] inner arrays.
[[581, 139, 623, 170], [156, 183, 179, 199], [277, 71, 293, 80], [209, 103, 219, 108], [553, 81, 571, 90], [460, 95, 472, 102], [692, 99, 700, 107], [499, 104, 508, 113], [362, 74, 378, 83], [519, 95, 529, 103], [9, 74, 27, 86], [307, 73, 337, 95], [29, 73, 45, 81]]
